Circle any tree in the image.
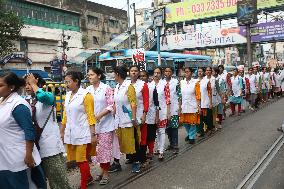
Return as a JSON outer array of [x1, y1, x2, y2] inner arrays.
[[0, 0, 24, 58]]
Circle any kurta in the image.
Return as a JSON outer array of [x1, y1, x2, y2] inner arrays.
[[179, 79, 201, 125]]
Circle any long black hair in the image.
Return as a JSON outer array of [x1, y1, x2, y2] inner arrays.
[[114, 65, 128, 80], [88, 67, 106, 81], [0, 71, 25, 92]]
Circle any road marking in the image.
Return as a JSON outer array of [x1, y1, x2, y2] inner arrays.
[[236, 134, 284, 189]]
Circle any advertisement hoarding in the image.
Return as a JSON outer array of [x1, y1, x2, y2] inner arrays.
[[161, 20, 284, 50], [165, 0, 284, 24], [240, 20, 284, 42], [160, 27, 247, 50]]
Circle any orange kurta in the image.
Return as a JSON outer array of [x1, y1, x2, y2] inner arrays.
[[180, 81, 201, 125]]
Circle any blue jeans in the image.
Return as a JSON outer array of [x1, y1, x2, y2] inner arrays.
[[166, 127, 178, 148], [184, 124, 196, 140]]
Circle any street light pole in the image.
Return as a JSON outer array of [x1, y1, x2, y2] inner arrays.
[[246, 24, 252, 68]]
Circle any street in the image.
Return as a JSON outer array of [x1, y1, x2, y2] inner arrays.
[[84, 98, 284, 189]]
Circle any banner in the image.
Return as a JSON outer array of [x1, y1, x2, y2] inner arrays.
[[132, 49, 146, 71], [240, 20, 284, 42], [160, 27, 247, 50], [166, 0, 284, 24]]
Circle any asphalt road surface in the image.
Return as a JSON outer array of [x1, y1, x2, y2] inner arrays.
[[117, 98, 284, 189]]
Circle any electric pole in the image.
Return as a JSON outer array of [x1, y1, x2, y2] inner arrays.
[[127, 0, 131, 48], [131, 3, 138, 48], [246, 25, 252, 68]]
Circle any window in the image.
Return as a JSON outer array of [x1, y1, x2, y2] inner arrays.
[[109, 19, 118, 28], [93, 36, 99, 45], [20, 39, 28, 52], [88, 16, 98, 25]]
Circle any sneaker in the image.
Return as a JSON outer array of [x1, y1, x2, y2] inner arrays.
[[108, 162, 122, 173], [132, 162, 141, 173]]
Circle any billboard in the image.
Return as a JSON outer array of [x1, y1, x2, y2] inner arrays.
[[160, 27, 247, 50], [240, 20, 284, 42], [165, 0, 284, 24], [237, 0, 258, 25]]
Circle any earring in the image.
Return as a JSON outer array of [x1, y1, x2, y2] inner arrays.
[[10, 89, 13, 91]]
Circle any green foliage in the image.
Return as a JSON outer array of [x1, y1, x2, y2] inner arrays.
[[0, 0, 24, 57]]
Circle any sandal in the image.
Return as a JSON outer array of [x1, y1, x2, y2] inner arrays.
[[99, 177, 109, 185], [158, 153, 164, 161], [277, 127, 283, 133], [95, 175, 102, 182]]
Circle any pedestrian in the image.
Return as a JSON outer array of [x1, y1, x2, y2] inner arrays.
[[212, 67, 222, 129], [164, 66, 181, 154], [247, 67, 258, 110], [140, 71, 156, 161], [0, 72, 43, 189], [129, 65, 149, 172], [86, 67, 116, 185], [24, 73, 71, 189], [113, 66, 140, 172], [200, 67, 214, 134], [261, 67, 270, 102], [218, 65, 228, 119], [253, 66, 261, 108], [152, 67, 170, 161], [60, 71, 96, 189], [180, 67, 201, 144], [228, 68, 243, 116]]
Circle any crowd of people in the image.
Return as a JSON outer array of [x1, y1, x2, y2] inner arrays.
[[0, 64, 283, 189]]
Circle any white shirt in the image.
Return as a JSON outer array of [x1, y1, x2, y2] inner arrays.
[[86, 82, 115, 134], [248, 74, 257, 94], [0, 93, 41, 172], [146, 81, 156, 124], [200, 77, 211, 109]]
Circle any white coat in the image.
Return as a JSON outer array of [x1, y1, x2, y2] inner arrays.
[[32, 98, 65, 158], [146, 81, 156, 124], [64, 88, 91, 145], [132, 79, 147, 121], [155, 80, 168, 121], [248, 74, 257, 94], [114, 80, 133, 128], [0, 93, 41, 172], [180, 79, 198, 113], [166, 78, 180, 116], [86, 82, 115, 133], [200, 77, 211, 109], [231, 76, 242, 97]]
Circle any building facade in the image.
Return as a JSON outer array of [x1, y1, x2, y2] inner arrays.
[[32, 0, 128, 49]]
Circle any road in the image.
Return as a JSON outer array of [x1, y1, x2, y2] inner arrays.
[[71, 98, 284, 189], [116, 98, 284, 189]]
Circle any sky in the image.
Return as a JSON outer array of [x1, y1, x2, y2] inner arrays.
[[89, 0, 152, 10]]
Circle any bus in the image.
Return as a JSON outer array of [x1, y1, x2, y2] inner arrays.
[[98, 49, 212, 78]]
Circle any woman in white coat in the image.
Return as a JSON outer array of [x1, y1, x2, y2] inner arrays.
[[60, 71, 96, 189], [152, 67, 170, 161], [87, 68, 115, 185], [25, 73, 71, 189], [180, 67, 201, 144], [0, 72, 42, 189], [228, 68, 243, 116]]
